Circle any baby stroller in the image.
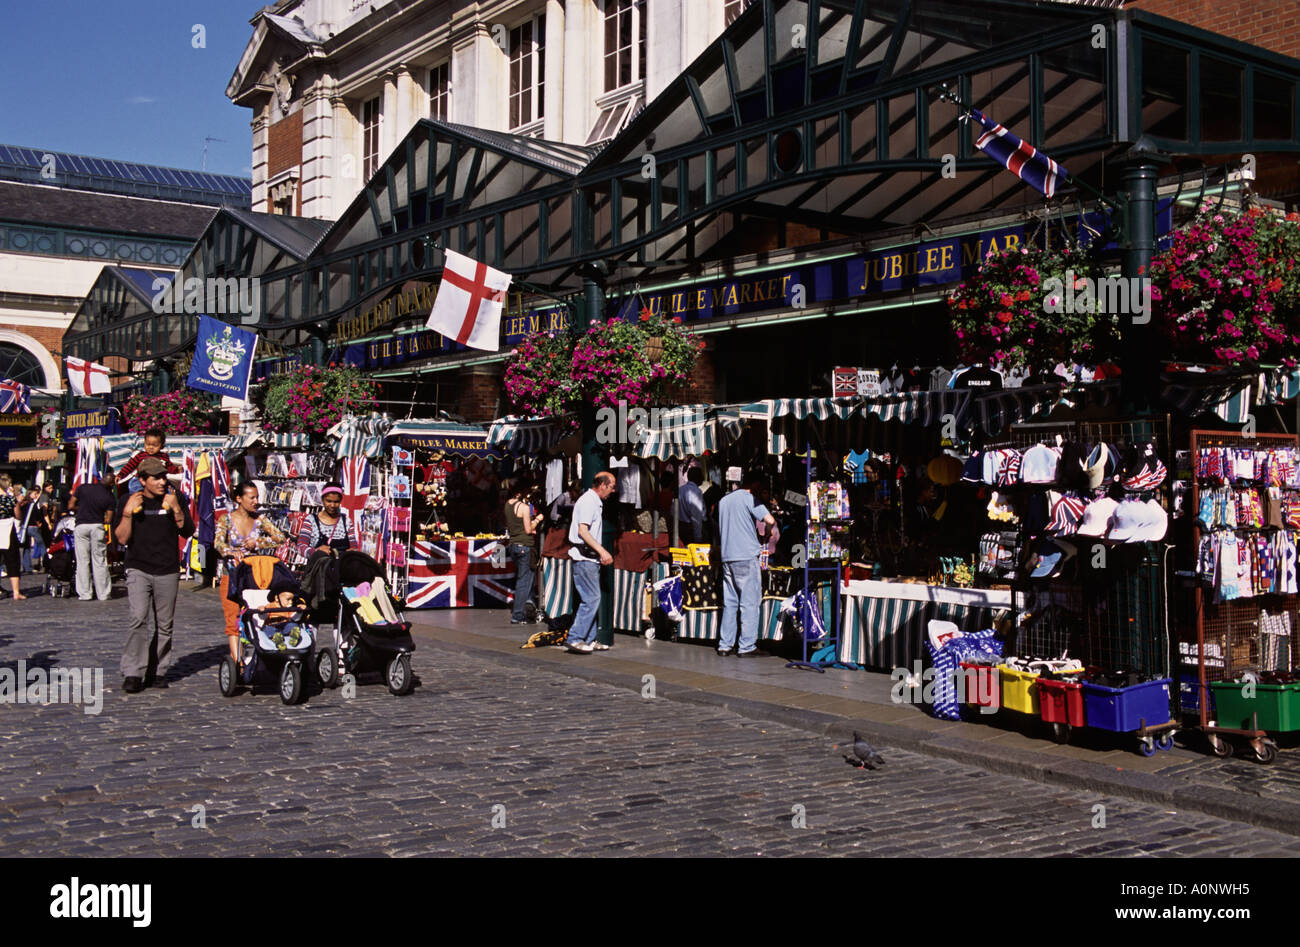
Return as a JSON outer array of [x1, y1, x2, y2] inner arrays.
[[44, 515, 76, 598], [218, 555, 318, 705], [318, 551, 415, 696]]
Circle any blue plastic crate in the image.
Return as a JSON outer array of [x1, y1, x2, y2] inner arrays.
[[1080, 678, 1172, 732], [1177, 674, 1215, 715]]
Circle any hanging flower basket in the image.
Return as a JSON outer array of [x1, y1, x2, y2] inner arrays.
[[947, 242, 1115, 373], [504, 310, 702, 420], [256, 364, 379, 437], [123, 389, 217, 436], [1148, 204, 1300, 367]]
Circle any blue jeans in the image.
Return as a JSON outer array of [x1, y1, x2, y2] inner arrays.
[[508, 543, 535, 621], [720, 558, 762, 653], [569, 559, 601, 646], [22, 527, 44, 572]]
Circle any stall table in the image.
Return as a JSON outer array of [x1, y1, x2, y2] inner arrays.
[[839, 580, 1013, 670]]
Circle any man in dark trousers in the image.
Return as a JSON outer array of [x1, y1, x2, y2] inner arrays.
[[113, 457, 193, 693]]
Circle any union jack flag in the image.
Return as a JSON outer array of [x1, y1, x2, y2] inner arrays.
[[970, 108, 1068, 200], [0, 378, 32, 414], [339, 456, 371, 544], [405, 539, 515, 609]]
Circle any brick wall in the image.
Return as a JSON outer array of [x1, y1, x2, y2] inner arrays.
[[667, 348, 716, 404], [267, 111, 304, 178], [1128, 0, 1300, 58], [457, 365, 501, 422]]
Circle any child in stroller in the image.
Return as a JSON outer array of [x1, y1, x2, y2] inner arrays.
[[218, 555, 318, 705], [44, 511, 76, 597], [316, 551, 416, 696]]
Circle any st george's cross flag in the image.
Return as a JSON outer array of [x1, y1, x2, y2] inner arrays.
[[425, 249, 512, 352], [969, 107, 1068, 200], [65, 357, 112, 397]]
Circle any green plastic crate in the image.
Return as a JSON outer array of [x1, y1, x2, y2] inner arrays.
[[1208, 681, 1300, 733]]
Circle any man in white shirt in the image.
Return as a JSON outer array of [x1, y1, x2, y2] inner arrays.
[[678, 467, 706, 542], [566, 472, 615, 654]]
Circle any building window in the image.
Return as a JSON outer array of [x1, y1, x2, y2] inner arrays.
[[429, 62, 450, 121], [724, 0, 745, 26], [362, 96, 381, 179], [603, 0, 645, 92], [509, 15, 545, 129]]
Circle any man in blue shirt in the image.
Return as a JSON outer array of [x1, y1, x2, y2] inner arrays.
[[717, 470, 775, 657]]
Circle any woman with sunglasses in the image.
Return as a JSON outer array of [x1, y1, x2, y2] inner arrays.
[[214, 482, 288, 661]]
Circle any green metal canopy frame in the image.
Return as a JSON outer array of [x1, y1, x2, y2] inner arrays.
[[71, 0, 1300, 364]]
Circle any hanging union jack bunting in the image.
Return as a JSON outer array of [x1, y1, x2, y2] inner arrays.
[[65, 356, 112, 397], [405, 539, 515, 609], [968, 107, 1069, 200], [425, 249, 512, 352], [0, 378, 32, 414]]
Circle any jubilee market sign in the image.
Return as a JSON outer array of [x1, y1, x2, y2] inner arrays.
[[257, 223, 1026, 377]]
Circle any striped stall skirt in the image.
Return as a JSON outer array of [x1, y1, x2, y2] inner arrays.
[[838, 596, 998, 671], [541, 558, 576, 618]]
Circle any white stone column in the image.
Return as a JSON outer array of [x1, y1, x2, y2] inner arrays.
[[300, 81, 333, 220], [381, 69, 399, 157], [250, 112, 270, 213], [331, 94, 357, 217], [543, 0, 565, 140], [451, 15, 508, 131], [395, 63, 420, 143], [562, 0, 599, 143]]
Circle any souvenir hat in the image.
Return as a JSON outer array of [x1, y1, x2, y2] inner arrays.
[[1085, 443, 1115, 491], [961, 451, 983, 483], [1046, 492, 1087, 535], [1135, 498, 1169, 542], [1106, 499, 1147, 543], [1076, 496, 1119, 538], [1122, 446, 1168, 491], [1020, 444, 1059, 484]]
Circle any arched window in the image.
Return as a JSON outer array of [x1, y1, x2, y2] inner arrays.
[[0, 342, 46, 388]]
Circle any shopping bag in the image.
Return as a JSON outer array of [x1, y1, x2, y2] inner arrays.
[[653, 575, 684, 623]]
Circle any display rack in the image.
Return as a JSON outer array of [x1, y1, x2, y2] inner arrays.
[[787, 442, 842, 673]]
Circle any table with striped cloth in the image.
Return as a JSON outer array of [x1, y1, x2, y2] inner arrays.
[[540, 557, 576, 618], [838, 581, 1013, 671]]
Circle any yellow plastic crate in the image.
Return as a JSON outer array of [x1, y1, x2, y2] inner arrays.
[[998, 665, 1041, 715], [688, 543, 713, 567]]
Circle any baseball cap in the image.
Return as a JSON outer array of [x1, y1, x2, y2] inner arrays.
[[1085, 443, 1115, 491], [137, 456, 167, 478], [1020, 445, 1060, 484], [961, 452, 983, 483], [1076, 496, 1119, 538], [1046, 492, 1087, 535], [1136, 498, 1169, 542], [1029, 540, 1077, 578], [1106, 499, 1148, 543]]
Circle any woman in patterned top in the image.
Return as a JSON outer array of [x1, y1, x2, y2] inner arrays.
[[214, 482, 288, 659], [0, 474, 30, 599]]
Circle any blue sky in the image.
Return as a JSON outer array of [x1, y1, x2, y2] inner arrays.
[[0, 0, 258, 178]]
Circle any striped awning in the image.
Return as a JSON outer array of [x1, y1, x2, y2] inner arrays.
[[633, 404, 745, 460], [487, 415, 575, 454], [101, 434, 241, 472], [971, 381, 1120, 435], [328, 413, 392, 460], [387, 419, 496, 458], [244, 431, 313, 449], [1161, 376, 1254, 424], [754, 391, 972, 453], [7, 447, 58, 463]]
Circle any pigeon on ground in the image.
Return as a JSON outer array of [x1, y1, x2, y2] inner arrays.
[[837, 731, 885, 770]]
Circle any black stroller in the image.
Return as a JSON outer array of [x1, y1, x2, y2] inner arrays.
[[219, 555, 319, 705], [44, 515, 76, 598], [316, 551, 416, 696]]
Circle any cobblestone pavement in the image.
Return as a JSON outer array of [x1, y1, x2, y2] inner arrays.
[[4, 582, 1300, 857]]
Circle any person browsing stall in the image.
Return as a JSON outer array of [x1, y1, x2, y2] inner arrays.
[[504, 477, 544, 625], [300, 483, 353, 555], [68, 468, 117, 602], [214, 483, 288, 662], [565, 472, 616, 654], [717, 470, 776, 658], [113, 457, 195, 693]]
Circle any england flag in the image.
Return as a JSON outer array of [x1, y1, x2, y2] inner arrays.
[[425, 249, 512, 352], [65, 357, 112, 396]]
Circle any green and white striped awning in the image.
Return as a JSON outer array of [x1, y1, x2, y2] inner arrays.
[[487, 415, 575, 454], [328, 413, 392, 460], [746, 391, 972, 453], [632, 404, 746, 460], [101, 434, 243, 472]]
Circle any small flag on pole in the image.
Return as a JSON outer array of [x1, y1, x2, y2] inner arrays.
[[425, 249, 512, 352], [969, 107, 1068, 199], [0, 378, 32, 414], [65, 356, 112, 397]]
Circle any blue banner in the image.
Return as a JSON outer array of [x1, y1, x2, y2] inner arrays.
[[187, 315, 259, 399], [63, 407, 122, 441]]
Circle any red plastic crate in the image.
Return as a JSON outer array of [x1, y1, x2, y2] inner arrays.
[[1037, 677, 1086, 727], [958, 662, 1001, 709]]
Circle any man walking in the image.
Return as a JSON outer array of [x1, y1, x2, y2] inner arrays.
[[566, 471, 615, 654], [113, 457, 193, 693], [717, 470, 775, 657], [69, 468, 116, 601]]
